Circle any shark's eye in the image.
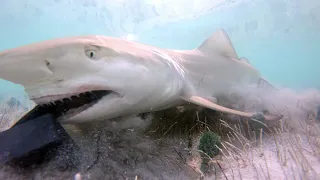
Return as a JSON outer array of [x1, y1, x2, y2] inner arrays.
[[85, 50, 97, 59]]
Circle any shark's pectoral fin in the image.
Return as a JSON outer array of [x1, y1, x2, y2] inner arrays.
[[181, 95, 283, 121], [181, 95, 252, 117], [206, 96, 218, 104]]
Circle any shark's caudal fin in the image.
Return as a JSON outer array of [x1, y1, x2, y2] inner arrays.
[[197, 29, 238, 58], [181, 95, 283, 121]]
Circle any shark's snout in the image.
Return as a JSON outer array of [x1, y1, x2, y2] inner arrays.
[[0, 43, 60, 86], [0, 60, 44, 87], [0, 37, 94, 87]]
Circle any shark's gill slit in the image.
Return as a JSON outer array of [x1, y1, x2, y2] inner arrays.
[[39, 90, 112, 119]]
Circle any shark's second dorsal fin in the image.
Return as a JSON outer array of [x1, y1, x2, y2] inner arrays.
[[197, 29, 238, 58], [240, 57, 251, 64]]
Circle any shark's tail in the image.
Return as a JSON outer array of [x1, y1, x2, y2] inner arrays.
[[175, 29, 283, 122]]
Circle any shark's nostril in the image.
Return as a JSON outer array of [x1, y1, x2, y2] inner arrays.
[[44, 59, 54, 73], [45, 60, 50, 66]]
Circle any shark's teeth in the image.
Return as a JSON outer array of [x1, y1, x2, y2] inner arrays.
[[34, 90, 112, 119], [32, 90, 94, 105]]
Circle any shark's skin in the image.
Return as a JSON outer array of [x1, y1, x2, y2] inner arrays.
[[0, 29, 283, 124]]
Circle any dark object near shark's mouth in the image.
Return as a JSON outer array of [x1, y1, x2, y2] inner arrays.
[[36, 90, 112, 119]]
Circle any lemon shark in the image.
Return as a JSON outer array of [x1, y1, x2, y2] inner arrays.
[[0, 29, 282, 124]]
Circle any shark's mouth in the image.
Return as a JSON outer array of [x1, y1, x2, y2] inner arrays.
[[37, 90, 112, 119]]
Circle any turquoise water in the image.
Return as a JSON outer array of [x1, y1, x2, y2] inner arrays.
[[0, 0, 319, 102]]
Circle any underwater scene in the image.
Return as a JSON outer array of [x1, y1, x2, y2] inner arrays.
[[0, 0, 320, 179]]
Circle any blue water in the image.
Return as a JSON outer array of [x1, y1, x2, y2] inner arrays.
[[0, 0, 319, 102]]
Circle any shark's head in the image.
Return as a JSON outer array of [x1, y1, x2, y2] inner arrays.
[[0, 36, 183, 123]]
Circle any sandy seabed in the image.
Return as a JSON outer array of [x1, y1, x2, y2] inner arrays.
[[1, 88, 320, 180]]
